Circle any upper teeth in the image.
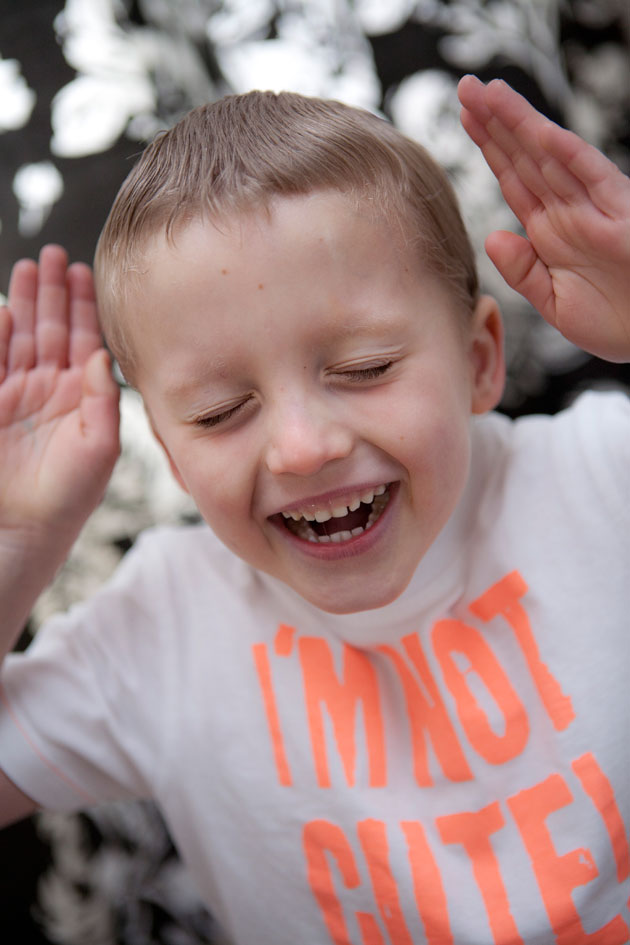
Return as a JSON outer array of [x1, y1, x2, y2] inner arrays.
[[281, 484, 387, 522]]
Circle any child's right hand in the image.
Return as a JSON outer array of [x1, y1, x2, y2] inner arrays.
[[0, 245, 120, 555]]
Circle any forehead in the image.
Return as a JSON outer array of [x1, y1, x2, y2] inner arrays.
[[137, 192, 416, 300], [125, 191, 461, 387]]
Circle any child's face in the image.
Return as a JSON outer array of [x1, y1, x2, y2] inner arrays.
[[131, 192, 503, 613]]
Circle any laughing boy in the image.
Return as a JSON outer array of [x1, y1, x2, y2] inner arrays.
[[0, 76, 628, 944]]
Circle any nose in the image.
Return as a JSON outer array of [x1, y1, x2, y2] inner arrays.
[[265, 397, 354, 477]]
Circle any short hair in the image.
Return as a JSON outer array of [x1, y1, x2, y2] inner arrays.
[[94, 90, 479, 381]]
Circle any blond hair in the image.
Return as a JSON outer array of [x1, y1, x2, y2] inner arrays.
[[95, 90, 478, 381]]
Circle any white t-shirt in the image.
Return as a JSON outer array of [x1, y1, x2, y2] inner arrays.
[[1, 392, 629, 945]]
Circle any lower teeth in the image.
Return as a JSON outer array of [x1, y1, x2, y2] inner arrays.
[[289, 489, 390, 543]]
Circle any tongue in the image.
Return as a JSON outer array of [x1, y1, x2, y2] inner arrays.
[[312, 503, 371, 536]]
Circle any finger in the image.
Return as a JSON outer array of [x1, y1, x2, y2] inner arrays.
[[460, 78, 561, 200], [474, 132, 541, 226], [461, 76, 554, 174], [459, 106, 491, 150], [460, 76, 548, 167], [460, 110, 541, 225], [538, 122, 630, 219], [488, 114, 594, 213], [485, 230, 555, 322], [457, 74, 492, 124], [467, 107, 587, 220], [7, 257, 37, 371], [481, 82, 596, 210], [67, 262, 103, 366], [459, 81, 541, 224], [80, 349, 121, 454], [83, 348, 119, 399], [484, 114, 556, 202], [483, 79, 553, 162], [0, 306, 12, 384], [35, 245, 70, 367]]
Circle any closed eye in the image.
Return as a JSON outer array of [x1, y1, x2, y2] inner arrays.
[[194, 397, 252, 428], [337, 362, 393, 382]]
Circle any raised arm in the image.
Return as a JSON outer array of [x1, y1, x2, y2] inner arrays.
[[0, 245, 120, 660], [458, 75, 630, 362]]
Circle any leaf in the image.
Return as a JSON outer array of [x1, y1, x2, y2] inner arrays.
[[50, 75, 155, 158], [0, 57, 36, 132]]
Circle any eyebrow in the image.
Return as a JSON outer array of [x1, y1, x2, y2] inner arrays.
[[325, 314, 401, 341], [163, 357, 231, 402], [163, 311, 406, 402]]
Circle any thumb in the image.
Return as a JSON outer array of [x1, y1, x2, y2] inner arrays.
[[80, 349, 121, 455], [485, 230, 555, 322], [83, 348, 119, 398]]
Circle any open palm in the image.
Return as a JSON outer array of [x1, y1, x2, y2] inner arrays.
[[458, 76, 630, 362], [0, 246, 120, 546]]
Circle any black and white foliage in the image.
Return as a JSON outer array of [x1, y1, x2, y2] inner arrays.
[[36, 803, 221, 945], [0, 54, 36, 131]]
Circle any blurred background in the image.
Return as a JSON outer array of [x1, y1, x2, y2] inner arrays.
[[1, 1, 629, 943]]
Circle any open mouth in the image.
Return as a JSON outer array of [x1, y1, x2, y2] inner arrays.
[[278, 483, 392, 544]]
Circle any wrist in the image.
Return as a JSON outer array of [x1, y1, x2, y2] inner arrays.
[[0, 523, 78, 650]]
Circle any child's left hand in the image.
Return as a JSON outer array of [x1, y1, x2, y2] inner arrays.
[[458, 75, 630, 362]]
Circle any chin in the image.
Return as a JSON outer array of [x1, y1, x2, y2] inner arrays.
[[314, 597, 400, 616], [298, 573, 412, 616]]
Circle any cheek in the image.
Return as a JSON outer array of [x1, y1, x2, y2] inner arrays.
[[401, 405, 471, 504], [180, 448, 263, 548], [191, 486, 259, 563], [187, 470, 242, 524]]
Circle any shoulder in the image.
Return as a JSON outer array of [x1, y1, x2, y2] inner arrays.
[[475, 390, 629, 474], [521, 391, 628, 499], [512, 389, 629, 442], [477, 388, 628, 440], [21, 521, 265, 661], [108, 520, 257, 601], [471, 390, 629, 530]]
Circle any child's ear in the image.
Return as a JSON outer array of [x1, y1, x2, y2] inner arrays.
[[469, 294, 505, 414]]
